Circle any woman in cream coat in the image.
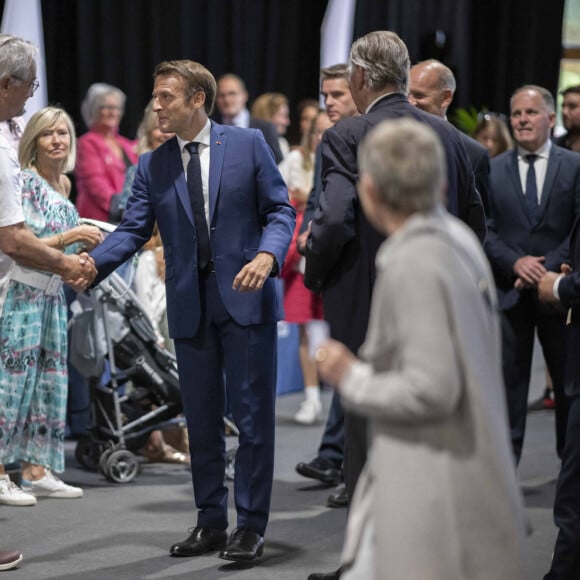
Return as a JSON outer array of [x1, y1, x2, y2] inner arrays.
[[316, 118, 527, 580]]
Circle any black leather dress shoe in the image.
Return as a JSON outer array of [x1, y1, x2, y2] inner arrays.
[[307, 568, 342, 580], [169, 526, 227, 557], [327, 483, 349, 508], [295, 457, 342, 486], [218, 528, 264, 561]]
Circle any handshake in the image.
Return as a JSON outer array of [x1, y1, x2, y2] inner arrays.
[[62, 252, 98, 292]]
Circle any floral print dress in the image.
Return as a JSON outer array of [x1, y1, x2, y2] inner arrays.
[[0, 169, 79, 472]]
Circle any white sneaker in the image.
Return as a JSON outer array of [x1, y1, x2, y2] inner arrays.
[[294, 398, 322, 425], [0, 474, 37, 506], [22, 471, 83, 499]]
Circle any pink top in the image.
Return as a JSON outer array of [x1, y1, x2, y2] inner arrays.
[[75, 129, 137, 221]]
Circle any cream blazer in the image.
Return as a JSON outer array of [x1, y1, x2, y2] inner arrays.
[[339, 207, 527, 580]]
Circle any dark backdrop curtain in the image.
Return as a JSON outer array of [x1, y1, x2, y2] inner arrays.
[[470, 0, 565, 114], [0, 0, 565, 133], [353, 0, 565, 116], [37, 0, 328, 139]]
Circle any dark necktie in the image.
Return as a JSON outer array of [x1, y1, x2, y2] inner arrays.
[[185, 142, 212, 271], [525, 154, 539, 223]]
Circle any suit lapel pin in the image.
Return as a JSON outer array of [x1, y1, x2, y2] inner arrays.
[[216, 141, 222, 145]]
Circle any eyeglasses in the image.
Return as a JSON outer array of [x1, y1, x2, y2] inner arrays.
[[11, 75, 39, 94]]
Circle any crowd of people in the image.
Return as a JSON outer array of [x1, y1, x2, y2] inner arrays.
[[1, 25, 580, 580]]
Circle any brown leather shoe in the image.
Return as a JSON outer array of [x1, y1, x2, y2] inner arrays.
[[169, 527, 227, 557]]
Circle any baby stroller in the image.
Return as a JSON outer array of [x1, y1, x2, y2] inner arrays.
[[70, 221, 238, 483], [70, 268, 186, 483]]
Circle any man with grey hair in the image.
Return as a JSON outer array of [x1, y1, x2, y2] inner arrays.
[[485, 84, 580, 464], [0, 32, 95, 573], [304, 30, 483, 580], [0, 34, 95, 292], [409, 58, 491, 212], [315, 117, 527, 580]]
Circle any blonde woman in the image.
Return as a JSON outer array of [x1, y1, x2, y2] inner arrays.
[[0, 107, 102, 506]]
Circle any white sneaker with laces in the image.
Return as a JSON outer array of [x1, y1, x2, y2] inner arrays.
[[294, 398, 322, 425], [22, 471, 83, 499], [0, 474, 36, 506]]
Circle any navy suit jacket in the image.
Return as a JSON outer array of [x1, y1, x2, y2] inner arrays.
[[300, 145, 323, 235], [303, 93, 483, 350], [485, 144, 580, 310], [90, 122, 295, 339], [558, 218, 580, 395], [460, 131, 491, 215], [249, 117, 284, 164], [212, 110, 283, 164]]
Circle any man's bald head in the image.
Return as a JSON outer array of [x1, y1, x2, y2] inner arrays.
[[408, 59, 456, 118]]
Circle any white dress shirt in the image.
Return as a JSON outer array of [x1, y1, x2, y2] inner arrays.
[[516, 139, 552, 204], [0, 133, 24, 277], [176, 119, 212, 226]]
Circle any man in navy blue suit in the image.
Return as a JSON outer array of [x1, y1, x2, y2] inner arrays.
[[540, 217, 580, 579], [485, 85, 580, 464], [90, 60, 295, 562]]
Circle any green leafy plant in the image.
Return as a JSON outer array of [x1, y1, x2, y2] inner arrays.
[[451, 106, 481, 135]]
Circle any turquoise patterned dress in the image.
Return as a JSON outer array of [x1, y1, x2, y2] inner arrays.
[[0, 169, 79, 473]]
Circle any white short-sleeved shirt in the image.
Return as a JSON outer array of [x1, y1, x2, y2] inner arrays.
[[0, 132, 24, 285]]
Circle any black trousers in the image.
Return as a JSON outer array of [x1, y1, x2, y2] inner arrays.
[[545, 395, 580, 579], [502, 293, 569, 462]]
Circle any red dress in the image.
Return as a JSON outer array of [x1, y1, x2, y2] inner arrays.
[[281, 208, 323, 323]]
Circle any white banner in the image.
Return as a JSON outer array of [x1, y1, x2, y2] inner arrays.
[[1, 0, 48, 120], [320, 0, 357, 70]]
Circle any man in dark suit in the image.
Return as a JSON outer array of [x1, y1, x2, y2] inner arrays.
[[300, 64, 359, 232], [485, 85, 580, 464], [539, 220, 580, 579], [90, 60, 295, 562], [214, 73, 283, 164], [304, 30, 483, 580], [295, 63, 358, 509], [409, 59, 492, 214]]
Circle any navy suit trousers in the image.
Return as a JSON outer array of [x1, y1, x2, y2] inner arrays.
[[545, 395, 580, 579], [174, 272, 277, 536]]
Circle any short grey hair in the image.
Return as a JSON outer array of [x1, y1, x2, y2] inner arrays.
[[358, 118, 446, 214], [349, 31, 410, 94], [510, 84, 555, 113], [0, 34, 37, 81], [80, 82, 126, 128], [19, 106, 77, 173]]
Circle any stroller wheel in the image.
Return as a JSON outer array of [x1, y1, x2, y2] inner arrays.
[[75, 436, 101, 472], [98, 447, 115, 476], [104, 449, 140, 484]]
